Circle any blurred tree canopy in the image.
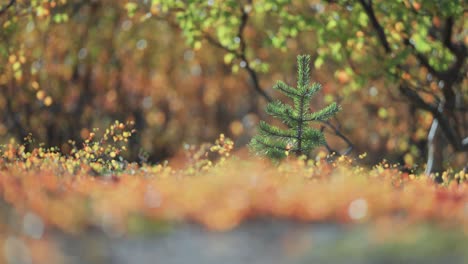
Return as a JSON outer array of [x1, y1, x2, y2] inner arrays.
[[0, 0, 466, 171]]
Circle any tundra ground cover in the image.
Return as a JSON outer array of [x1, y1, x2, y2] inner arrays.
[[0, 132, 466, 263]]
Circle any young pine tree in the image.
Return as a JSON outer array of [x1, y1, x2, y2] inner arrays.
[[249, 55, 341, 160]]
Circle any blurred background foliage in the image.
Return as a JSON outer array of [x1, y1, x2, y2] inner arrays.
[[0, 0, 466, 169]]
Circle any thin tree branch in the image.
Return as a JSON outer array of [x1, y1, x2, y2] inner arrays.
[[238, 3, 248, 56], [203, 33, 241, 57], [236, 3, 273, 102], [319, 120, 353, 155], [200, 3, 273, 102], [442, 17, 455, 53], [320, 125, 336, 154], [0, 0, 15, 16], [403, 38, 444, 80], [358, 0, 391, 54], [399, 85, 468, 152]]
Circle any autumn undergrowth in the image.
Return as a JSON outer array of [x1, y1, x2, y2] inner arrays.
[[0, 123, 466, 238]]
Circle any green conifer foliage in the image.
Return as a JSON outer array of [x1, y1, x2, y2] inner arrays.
[[250, 55, 341, 160]]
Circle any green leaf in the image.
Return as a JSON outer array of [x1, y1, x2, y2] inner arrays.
[[326, 19, 337, 29], [314, 57, 324, 69], [411, 34, 431, 53], [358, 12, 368, 27], [223, 53, 235, 64], [125, 2, 138, 17]]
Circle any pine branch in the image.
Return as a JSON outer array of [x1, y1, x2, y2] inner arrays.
[[292, 92, 311, 116], [301, 83, 322, 98], [266, 101, 300, 124], [258, 121, 296, 139], [251, 136, 288, 151], [304, 102, 341, 121], [250, 136, 290, 159], [297, 55, 311, 89], [295, 83, 307, 155], [302, 128, 326, 149]]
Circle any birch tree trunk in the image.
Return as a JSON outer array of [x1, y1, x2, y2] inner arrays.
[[425, 119, 445, 180]]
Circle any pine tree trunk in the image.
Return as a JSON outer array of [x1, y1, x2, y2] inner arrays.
[[425, 119, 445, 180]]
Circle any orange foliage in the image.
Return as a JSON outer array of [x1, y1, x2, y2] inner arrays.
[[0, 139, 466, 264], [0, 154, 466, 234]]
